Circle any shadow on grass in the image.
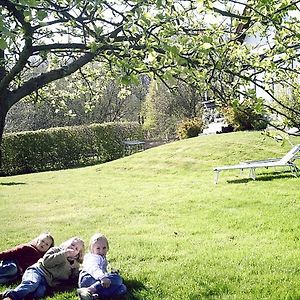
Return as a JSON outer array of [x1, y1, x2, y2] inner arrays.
[[123, 279, 147, 300], [95, 279, 147, 300], [47, 280, 78, 296], [1, 279, 146, 300], [0, 182, 26, 186], [48, 279, 146, 300], [227, 171, 297, 184]]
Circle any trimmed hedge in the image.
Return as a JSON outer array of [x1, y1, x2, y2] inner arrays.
[[1, 122, 143, 176]]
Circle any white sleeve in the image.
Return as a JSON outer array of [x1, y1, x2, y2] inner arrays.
[[82, 253, 107, 280]]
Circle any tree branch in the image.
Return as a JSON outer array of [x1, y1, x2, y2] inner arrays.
[[8, 52, 96, 108], [32, 43, 89, 53], [0, 1, 34, 91]]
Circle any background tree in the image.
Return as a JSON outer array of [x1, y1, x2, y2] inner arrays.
[[201, 0, 300, 132], [0, 0, 202, 161], [141, 79, 205, 139], [5, 65, 149, 133], [273, 80, 300, 129], [1, 0, 300, 165]]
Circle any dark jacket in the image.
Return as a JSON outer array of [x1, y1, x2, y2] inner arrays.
[[0, 244, 43, 274]]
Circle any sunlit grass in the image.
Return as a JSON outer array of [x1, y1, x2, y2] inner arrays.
[[1, 131, 300, 299]]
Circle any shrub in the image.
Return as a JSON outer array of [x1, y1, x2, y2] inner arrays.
[[176, 117, 204, 139], [222, 99, 268, 131], [1, 122, 143, 175]]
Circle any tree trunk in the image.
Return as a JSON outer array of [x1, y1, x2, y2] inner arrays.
[[0, 99, 8, 170]]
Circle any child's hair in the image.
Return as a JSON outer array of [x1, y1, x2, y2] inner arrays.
[[60, 237, 85, 263], [89, 233, 109, 252], [30, 232, 55, 251]]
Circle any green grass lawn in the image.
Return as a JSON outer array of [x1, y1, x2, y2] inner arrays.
[[1, 131, 300, 300]]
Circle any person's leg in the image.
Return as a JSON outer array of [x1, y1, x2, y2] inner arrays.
[[94, 274, 127, 297], [107, 273, 123, 286], [114, 283, 127, 296], [78, 273, 127, 299], [2, 268, 44, 300], [30, 276, 47, 299], [108, 273, 127, 295], [78, 273, 100, 300], [0, 260, 19, 284], [79, 273, 98, 288]]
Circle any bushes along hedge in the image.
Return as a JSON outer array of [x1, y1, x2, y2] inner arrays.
[[1, 122, 143, 175]]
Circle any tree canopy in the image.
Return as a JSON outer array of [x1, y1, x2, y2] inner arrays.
[[0, 0, 300, 158]]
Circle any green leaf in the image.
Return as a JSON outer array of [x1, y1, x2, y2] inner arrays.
[[156, 0, 162, 7], [0, 38, 8, 50], [88, 41, 98, 53], [37, 10, 48, 21]]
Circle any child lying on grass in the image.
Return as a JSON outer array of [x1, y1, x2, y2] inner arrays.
[[77, 233, 127, 300], [0, 232, 54, 284], [1, 236, 84, 300]]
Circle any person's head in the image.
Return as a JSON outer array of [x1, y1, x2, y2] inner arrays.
[[89, 233, 109, 257], [60, 237, 85, 263], [31, 232, 54, 253]]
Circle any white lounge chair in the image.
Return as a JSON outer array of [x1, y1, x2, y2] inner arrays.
[[213, 144, 300, 184]]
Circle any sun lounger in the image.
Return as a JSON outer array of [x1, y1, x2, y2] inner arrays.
[[213, 144, 300, 184]]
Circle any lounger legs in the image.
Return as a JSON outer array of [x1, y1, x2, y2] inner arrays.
[[214, 171, 220, 184], [213, 164, 298, 184], [291, 165, 299, 177], [249, 168, 256, 180]]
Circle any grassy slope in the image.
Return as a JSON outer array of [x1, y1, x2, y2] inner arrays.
[[0, 131, 300, 300]]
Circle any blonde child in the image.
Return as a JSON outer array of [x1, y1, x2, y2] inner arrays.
[[0, 232, 54, 284], [2, 236, 84, 300], [77, 233, 127, 300]]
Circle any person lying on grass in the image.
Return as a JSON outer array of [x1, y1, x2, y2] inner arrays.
[[77, 233, 127, 300], [1, 236, 84, 300], [0, 232, 54, 284]]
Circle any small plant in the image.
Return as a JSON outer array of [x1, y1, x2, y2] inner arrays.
[[176, 117, 204, 139], [222, 98, 268, 131]]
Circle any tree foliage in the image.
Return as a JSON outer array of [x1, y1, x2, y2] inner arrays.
[[221, 97, 268, 131], [202, 0, 300, 132], [4, 65, 148, 133], [274, 83, 300, 128], [141, 79, 205, 139], [1, 0, 300, 163], [176, 117, 204, 139], [0, 1, 204, 144]]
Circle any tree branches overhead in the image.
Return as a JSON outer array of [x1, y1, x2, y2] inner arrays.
[[0, 0, 300, 130]]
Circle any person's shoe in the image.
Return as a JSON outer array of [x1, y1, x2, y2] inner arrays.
[[77, 288, 93, 300]]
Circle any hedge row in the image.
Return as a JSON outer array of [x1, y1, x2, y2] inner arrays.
[[0, 122, 143, 176]]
